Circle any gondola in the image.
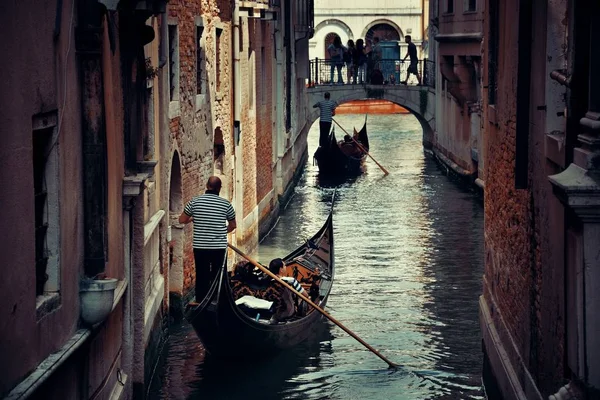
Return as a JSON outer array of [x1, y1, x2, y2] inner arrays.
[[185, 208, 335, 358], [314, 115, 369, 176]]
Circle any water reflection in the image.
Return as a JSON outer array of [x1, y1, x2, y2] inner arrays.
[[149, 113, 484, 400]]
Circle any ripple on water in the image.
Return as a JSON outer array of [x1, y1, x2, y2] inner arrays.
[[149, 113, 484, 400]]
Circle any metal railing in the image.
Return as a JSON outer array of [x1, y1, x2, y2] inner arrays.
[[308, 58, 436, 89]]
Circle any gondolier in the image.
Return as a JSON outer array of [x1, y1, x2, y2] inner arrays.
[[313, 92, 337, 147], [184, 205, 335, 357], [179, 176, 236, 301]]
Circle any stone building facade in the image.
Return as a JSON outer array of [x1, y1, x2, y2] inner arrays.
[[429, 0, 484, 186], [161, 0, 314, 315], [309, 0, 428, 62], [479, 0, 600, 398], [0, 0, 314, 399]]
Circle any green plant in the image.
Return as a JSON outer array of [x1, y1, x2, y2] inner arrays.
[[145, 57, 159, 80]]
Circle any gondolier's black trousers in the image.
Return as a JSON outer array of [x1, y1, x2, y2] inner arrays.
[[193, 248, 226, 302], [319, 121, 332, 147]]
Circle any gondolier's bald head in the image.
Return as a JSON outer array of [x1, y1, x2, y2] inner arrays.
[[269, 258, 285, 274], [206, 176, 222, 193], [207, 176, 222, 190]]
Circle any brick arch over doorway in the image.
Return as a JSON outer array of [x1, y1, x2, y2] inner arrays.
[[360, 19, 404, 41], [314, 19, 354, 40]]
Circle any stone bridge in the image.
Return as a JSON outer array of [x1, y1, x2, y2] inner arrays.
[[306, 84, 436, 147]]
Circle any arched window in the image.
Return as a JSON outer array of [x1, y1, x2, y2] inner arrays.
[[365, 23, 401, 48], [324, 32, 340, 60]]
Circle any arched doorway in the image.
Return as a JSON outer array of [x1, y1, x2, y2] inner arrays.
[[323, 32, 340, 60], [168, 151, 184, 319], [365, 23, 402, 82], [365, 23, 401, 45]]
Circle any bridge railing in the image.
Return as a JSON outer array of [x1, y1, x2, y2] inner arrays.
[[308, 58, 436, 89]]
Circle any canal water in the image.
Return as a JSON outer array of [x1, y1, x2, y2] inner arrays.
[[149, 113, 485, 399]]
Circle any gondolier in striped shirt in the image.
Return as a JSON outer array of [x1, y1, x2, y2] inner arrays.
[[313, 92, 337, 147], [179, 176, 236, 301]]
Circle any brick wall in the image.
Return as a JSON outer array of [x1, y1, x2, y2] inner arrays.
[[253, 21, 274, 203], [481, 0, 567, 396], [482, 0, 533, 383], [162, 0, 234, 298]]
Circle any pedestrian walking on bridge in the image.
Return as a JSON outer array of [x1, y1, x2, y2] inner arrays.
[[402, 35, 421, 85], [179, 176, 236, 301]]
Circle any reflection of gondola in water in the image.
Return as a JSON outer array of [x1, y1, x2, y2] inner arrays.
[[314, 115, 369, 177], [185, 205, 335, 358]]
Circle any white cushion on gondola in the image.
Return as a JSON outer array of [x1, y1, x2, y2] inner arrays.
[[235, 295, 274, 311]]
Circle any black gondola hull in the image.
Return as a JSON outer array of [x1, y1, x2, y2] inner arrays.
[[314, 117, 368, 177], [185, 212, 335, 358]]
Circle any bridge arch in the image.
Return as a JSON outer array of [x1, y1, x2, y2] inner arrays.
[[306, 85, 435, 147]]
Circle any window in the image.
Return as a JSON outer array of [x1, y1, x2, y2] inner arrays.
[[465, 0, 476, 12], [488, 0, 499, 104], [196, 25, 205, 95], [446, 0, 454, 13], [168, 24, 179, 102], [32, 112, 60, 299], [216, 28, 223, 92]]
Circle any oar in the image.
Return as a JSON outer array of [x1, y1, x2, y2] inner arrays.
[[228, 243, 399, 369], [332, 119, 390, 176]]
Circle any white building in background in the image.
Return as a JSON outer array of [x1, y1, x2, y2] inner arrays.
[[309, 0, 429, 62]]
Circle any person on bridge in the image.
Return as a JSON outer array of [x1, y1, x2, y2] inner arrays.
[[313, 92, 336, 147], [179, 176, 236, 302], [401, 35, 421, 85], [353, 39, 367, 84], [327, 36, 345, 84]]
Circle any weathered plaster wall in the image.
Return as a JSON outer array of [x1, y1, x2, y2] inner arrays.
[[310, 0, 425, 60], [0, 0, 82, 394]]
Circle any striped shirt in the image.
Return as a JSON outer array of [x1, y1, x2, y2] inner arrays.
[[314, 100, 336, 123], [281, 277, 306, 295], [184, 193, 235, 249]]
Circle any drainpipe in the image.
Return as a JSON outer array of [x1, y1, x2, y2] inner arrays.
[[77, 6, 108, 278], [232, 0, 243, 246], [284, 0, 292, 131]]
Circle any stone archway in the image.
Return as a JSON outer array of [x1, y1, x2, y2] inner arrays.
[[168, 151, 184, 319], [365, 23, 401, 44], [310, 19, 354, 60], [306, 85, 436, 147], [360, 19, 404, 41]]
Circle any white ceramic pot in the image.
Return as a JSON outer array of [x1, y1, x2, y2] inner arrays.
[[80, 278, 118, 326]]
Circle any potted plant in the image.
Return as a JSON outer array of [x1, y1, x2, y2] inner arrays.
[[80, 273, 118, 326]]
